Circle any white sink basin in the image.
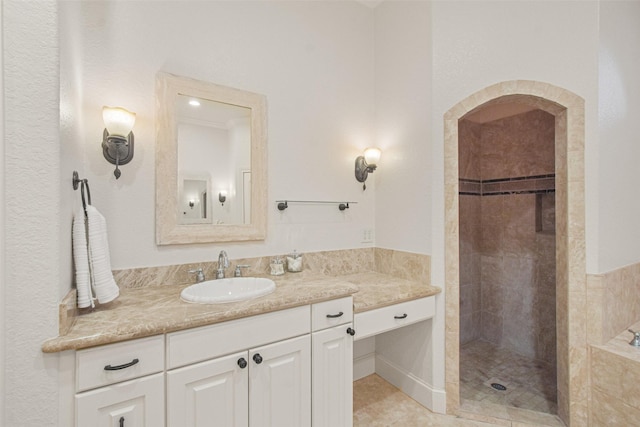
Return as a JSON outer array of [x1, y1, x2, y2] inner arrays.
[[181, 277, 276, 304]]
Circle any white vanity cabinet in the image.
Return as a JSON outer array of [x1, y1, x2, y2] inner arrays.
[[165, 306, 312, 427], [74, 335, 166, 427], [166, 351, 249, 426], [68, 297, 355, 427], [311, 297, 354, 427]]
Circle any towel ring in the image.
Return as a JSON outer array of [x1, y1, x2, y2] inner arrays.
[[80, 180, 91, 211], [73, 171, 92, 213]]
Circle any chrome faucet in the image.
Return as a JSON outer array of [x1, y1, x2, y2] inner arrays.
[[188, 268, 205, 283], [216, 250, 229, 279]]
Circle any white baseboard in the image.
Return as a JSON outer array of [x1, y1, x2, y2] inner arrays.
[[375, 354, 446, 414], [353, 352, 375, 381]]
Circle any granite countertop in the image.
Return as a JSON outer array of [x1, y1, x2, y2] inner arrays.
[[42, 271, 441, 353]]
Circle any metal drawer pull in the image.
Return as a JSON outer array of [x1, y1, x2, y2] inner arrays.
[[104, 358, 139, 371], [394, 313, 408, 320], [326, 311, 344, 318]]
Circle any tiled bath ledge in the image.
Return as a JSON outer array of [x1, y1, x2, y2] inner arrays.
[[590, 321, 640, 425], [44, 248, 438, 353]]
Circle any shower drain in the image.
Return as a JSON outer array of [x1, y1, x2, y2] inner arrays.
[[490, 383, 507, 391]]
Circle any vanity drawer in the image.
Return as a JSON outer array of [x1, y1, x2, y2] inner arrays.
[[311, 297, 353, 331], [76, 335, 165, 392], [354, 296, 435, 340], [166, 305, 310, 369]]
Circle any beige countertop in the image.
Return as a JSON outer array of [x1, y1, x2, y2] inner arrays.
[[593, 320, 640, 363], [42, 271, 441, 353]]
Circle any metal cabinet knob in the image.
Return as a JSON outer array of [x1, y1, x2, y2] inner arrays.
[[237, 358, 248, 369], [253, 353, 263, 364], [346, 327, 355, 336]]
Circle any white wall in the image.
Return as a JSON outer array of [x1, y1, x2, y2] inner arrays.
[[598, 0, 640, 273], [3, 1, 61, 425], [373, 0, 433, 254], [59, 1, 377, 274], [429, 0, 600, 285]]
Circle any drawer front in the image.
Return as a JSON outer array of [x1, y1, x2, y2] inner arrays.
[[76, 372, 165, 427], [311, 297, 353, 331], [76, 335, 164, 392], [354, 297, 435, 340], [166, 305, 311, 369]]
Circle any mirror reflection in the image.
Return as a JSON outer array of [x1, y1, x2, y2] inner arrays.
[[176, 95, 251, 225], [155, 72, 267, 245]]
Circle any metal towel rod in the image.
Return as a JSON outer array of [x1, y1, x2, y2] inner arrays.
[[275, 200, 357, 211]]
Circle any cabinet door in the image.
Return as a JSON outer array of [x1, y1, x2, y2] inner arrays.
[[76, 372, 164, 427], [249, 335, 311, 427], [312, 324, 354, 427], [166, 351, 249, 427]]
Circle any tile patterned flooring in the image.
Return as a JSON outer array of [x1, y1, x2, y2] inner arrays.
[[460, 340, 557, 414], [354, 345, 565, 426], [353, 374, 497, 427]]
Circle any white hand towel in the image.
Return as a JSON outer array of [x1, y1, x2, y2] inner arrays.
[[72, 209, 94, 308], [86, 205, 120, 304]]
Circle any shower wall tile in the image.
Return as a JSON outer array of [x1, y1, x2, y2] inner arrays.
[[481, 310, 503, 345], [480, 195, 504, 255], [458, 120, 482, 180], [480, 255, 504, 316], [460, 311, 481, 344], [502, 194, 537, 258], [480, 109, 555, 181], [459, 109, 557, 364]]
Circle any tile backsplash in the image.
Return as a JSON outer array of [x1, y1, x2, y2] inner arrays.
[[111, 248, 430, 290]]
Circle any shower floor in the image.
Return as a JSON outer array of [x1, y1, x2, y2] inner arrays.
[[460, 340, 557, 415]]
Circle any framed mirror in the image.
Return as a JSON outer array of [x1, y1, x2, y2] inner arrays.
[[156, 72, 267, 244]]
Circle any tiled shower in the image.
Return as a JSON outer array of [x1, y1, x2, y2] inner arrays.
[[458, 109, 557, 414]]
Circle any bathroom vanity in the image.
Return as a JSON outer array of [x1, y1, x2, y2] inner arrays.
[[44, 272, 440, 427]]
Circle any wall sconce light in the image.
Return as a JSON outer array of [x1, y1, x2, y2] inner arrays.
[[102, 106, 136, 179], [355, 147, 381, 190], [188, 199, 195, 209], [219, 191, 227, 206]]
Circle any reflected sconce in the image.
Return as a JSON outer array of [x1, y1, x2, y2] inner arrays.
[[354, 147, 381, 190], [101, 106, 136, 179], [218, 191, 227, 206], [188, 199, 195, 209]]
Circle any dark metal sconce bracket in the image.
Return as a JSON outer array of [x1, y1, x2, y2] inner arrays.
[[102, 129, 134, 179], [355, 156, 377, 190]]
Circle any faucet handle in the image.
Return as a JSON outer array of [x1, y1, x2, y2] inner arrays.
[[629, 329, 640, 347], [234, 265, 250, 277], [188, 268, 205, 283]]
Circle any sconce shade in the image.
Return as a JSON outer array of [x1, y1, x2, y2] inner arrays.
[[103, 106, 136, 138], [364, 147, 381, 166]]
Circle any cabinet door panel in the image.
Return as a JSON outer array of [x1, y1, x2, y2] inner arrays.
[[167, 351, 249, 427], [312, 324, 353, 427], [76, 372, 164, 427], [249, 335, 311, 427]]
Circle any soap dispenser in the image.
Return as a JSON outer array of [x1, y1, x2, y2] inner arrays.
[[287, 250, 303, 273], [270, 256, 285, 276]]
